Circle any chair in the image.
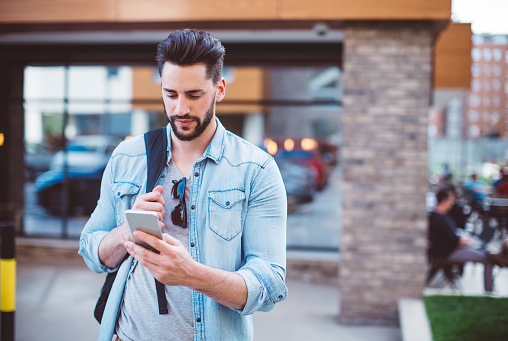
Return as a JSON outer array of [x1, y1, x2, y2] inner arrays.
[[426, 257, 465, 289]]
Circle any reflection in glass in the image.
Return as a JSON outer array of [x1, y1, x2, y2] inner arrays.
[[23, 65, 342, 251]]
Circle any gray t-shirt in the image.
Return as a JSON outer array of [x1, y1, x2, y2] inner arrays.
[[116, 161, 193, 340]]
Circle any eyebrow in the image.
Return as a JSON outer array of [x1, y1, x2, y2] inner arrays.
[[163, 88, 205, 95]]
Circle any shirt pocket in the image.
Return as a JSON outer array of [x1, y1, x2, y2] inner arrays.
[[113, 182, 141, 224], [208, 189, 245, 241]]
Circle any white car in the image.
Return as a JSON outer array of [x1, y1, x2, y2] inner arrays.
[[50, 135, 121, 172]]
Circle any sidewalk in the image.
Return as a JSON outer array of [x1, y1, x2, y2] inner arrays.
[[15, 248, 401, 341], [15, 240, 508, 341]]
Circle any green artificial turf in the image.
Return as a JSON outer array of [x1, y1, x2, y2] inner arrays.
[[424, 295, 508, 341]]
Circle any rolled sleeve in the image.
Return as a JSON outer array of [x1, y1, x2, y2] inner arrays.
[[236, 259, 288, 315]]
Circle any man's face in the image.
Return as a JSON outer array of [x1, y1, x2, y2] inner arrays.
[[161, 62, 225, 142], [444, 194, 456, 212]]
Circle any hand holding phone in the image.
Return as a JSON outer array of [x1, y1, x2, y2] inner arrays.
[[125, 209, 163, 250]]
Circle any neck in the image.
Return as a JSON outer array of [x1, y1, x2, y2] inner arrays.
[[434, 204, 448, 215], [170, 119, 217, 177]]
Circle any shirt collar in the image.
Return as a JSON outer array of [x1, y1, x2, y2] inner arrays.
[[165, 117, 225, 165]]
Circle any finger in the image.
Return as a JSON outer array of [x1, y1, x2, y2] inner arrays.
[[124, 240, 161, 269], [132, 201, 164, 214], [133, 230, 167, 253], [139, 189, 165, 206], [150, 187, 165, 206]]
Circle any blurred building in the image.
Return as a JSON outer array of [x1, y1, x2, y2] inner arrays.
[[429, 32, 508, 177], [430, 33, 508, 139], [466, 35, 508, 138]]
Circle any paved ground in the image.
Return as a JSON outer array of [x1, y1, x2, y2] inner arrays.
[[15, 257, 401, 341], [14, 240, 508, 341]]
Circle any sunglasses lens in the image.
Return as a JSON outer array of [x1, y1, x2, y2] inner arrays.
[[171, 177, 187, 228], [171, 205, 183, 225]]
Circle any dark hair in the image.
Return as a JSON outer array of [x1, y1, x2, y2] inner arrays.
[[436, 187, 455, 204], [156, 29, 225, 85]]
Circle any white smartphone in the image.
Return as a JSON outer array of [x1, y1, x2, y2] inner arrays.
[[125, 209, 163, 250]]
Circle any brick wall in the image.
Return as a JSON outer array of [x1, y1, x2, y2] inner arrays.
[[339, 22, 431, 325]]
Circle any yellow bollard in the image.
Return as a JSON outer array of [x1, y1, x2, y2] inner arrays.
[[0, 220, 15, 341]]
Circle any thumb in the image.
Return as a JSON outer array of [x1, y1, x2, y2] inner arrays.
[[153, 185, 163, 194]]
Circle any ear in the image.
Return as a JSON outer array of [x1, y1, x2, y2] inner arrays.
[[215, 78, 226, 103]]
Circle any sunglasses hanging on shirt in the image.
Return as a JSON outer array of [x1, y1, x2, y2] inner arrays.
[[171, 177, 187, 228]]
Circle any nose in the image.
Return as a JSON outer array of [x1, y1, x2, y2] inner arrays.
[[175, 96, 191, 116]]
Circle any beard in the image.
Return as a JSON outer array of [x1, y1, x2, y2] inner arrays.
[[165, 97, 215, 142]]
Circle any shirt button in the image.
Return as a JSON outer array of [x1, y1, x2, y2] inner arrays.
[[191, 205, 195, 210], [225, 201, 230, 206], [191, 243, 195, 247], [196, 317, 201, 322], [194, 172, 199, 177], [278, 295, 283, 299], [161, 174, 165, 178]]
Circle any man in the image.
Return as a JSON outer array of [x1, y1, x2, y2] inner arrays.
[[464, 173, 488, 201], [428, 187, 493, 292], [79, 29, 288, 341]]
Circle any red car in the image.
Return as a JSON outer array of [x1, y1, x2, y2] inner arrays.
[[266, 137, 337, 191]]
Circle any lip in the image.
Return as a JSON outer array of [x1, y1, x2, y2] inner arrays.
[[175, 119, 195, 127]]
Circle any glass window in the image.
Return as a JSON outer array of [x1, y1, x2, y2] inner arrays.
[[472, 35, 484, 45], [469, 124, 480, 138], [493, 64, 502, 77], [469, 94, 480, 107], [483, 81, 490, 92], [471, 64, 480, 77], [471, 79, 481, 92], [471, 48, 482, 62], [469, 110, 479, 122], [24, 65, 134, 238], [493, 95, 501, 107], [492, 35, 508, 45], [493, 48, 503, 61], [493, 79, 501, 91], [482, 48, 492, 62], [23, 65, 342, 251], [484, 64, 491, 76], [491, 111, 500, 124]]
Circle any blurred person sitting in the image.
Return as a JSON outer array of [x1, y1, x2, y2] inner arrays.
[[464, 173, 488, 201], [494, 167, 508, 197], [428, 187, 494, 292]]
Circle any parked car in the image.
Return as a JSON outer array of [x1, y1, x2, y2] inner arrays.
[[276, 149, 330, 191], [263, 137, 337, 191], [276, 158, 316, 207], [35, 135, 121, 215], [24, 142, 54, 181], [50, 135, 120, 172]]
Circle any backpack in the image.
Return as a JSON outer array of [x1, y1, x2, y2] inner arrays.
[[94, 127, 168, 323]]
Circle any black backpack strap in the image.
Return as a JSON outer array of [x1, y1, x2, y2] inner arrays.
[[145, 127, 168, 192], [144, 127, 169, 315]]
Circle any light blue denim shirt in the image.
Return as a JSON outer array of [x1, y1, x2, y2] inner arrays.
[[79, 119, 288, 341]]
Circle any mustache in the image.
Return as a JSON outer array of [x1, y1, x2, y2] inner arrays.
[[169, 114, 199, 121]]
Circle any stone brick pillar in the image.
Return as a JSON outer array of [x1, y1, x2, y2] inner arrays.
[[339, 22, 432, 325]]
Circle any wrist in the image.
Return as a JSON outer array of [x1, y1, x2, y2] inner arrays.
[[118, 222, 132, 244]]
